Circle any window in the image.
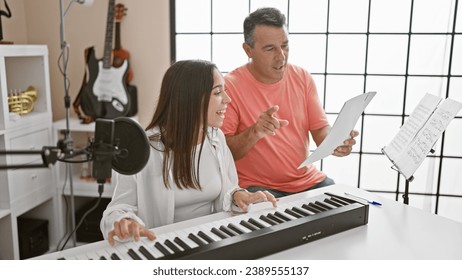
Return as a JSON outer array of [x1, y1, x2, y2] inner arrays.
[[171, 0, 462, 222]]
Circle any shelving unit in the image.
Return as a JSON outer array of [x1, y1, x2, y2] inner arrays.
[[0, 45, 55, 259]]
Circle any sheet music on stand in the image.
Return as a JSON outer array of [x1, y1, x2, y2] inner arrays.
[[382, 93, 462, 182]]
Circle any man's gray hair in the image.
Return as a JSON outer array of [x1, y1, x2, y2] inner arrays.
[[243, 7, 287, 47]]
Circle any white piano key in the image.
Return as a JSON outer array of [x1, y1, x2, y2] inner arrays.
[[85, 251, 100, 260], [95, 249, 110, 260], [112, 244, 133, 260], [75, 254, 90, 260]]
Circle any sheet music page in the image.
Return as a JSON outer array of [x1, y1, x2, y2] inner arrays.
[[383, 93, 441, 161], [298, 91, 376, 168], [393, 97, 462, 180]]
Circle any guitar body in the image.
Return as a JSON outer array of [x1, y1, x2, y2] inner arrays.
[[79, 46, 103, 118], [93, 58, 130, 116], [80, 46, 132, 119]]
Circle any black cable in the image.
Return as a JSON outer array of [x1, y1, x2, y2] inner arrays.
[[59, 183, 104, 251]]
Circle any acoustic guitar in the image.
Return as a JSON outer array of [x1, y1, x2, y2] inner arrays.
[[113, 3, 133, 82]]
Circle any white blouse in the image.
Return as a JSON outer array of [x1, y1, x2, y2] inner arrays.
[[100, 127, 241, 240], [173, 136, 222, 222]]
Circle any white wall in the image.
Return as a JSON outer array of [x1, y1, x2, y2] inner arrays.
[[3, 0, 171, 128]]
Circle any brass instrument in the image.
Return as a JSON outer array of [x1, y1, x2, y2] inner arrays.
[[8, 86, 37, 115]]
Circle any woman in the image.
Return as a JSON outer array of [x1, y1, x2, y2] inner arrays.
[[100, 60, 278, 246]]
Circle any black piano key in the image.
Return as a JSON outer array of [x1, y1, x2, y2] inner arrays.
[[324, 198, 342, 208], [240, 220, 258, 231], [155, 241, 173, 256], [165, 239, 182, 253], [211, 227, 228, 239], [248, 218, 266, 229], [315, 200, 333, 210], [174, 237, 191, 251], [267, 213, 284, 224], [99, 256, 107, 260], [331, 196, 350, 206], [291, 206, 311, 216], [58, 257, 66, 260], [139, 245, 156, 260], [219, 225, 237, 237], [110, 253, 121, 260], [127, 248, 142, 260], [228, 223, 244, 235], [274, 211, 292, 221], [188, 233, 207, 245], [198, 231, 215, 243], [260, 214, 277, 226], [309, 202, 326, 212], [285, 208, 303, 218], [302, 203, 321, 213]]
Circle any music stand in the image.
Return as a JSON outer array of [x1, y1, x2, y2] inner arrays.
[[382, 148, 435, 205], [381, 93, 462, 205]]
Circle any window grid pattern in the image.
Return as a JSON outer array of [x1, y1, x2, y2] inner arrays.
[[171, 0, 462, 222]]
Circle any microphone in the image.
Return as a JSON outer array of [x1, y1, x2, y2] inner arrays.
[[92, 119, 114, 183], [91, 117, 150, 184]]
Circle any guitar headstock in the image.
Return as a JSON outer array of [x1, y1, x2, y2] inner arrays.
[[115, 3, 127, 22]]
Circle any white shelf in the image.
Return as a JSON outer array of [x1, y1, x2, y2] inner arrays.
[[0, 45, 52, 132], [0, 209, 10, 219], [0, 45, 55, 260], [53, 117, 95, 132]]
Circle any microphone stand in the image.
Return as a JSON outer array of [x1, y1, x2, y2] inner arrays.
[[0, 147, 61, 169], [59, 0, 77, 247]]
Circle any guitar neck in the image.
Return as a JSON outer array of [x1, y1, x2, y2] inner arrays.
[[114, 22, 121, 50], [103, 0, 116, 69]]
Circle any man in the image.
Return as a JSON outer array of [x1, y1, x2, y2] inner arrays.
[[221, 7, 358, 198]]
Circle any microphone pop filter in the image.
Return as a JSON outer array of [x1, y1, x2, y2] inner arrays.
[[112, 117, 150, 175]]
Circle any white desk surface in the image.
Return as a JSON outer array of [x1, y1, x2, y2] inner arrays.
[[34, 184, 462, 260], [263, 184, 462, 259]]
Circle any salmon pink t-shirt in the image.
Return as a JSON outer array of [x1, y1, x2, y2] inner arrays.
[[221, 64, 328, 193]]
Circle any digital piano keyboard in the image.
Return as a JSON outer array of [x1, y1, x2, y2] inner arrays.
[[34, 192, 369, 260]]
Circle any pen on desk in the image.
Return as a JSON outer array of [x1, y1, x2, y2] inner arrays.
[[344, 192, 382, 206]]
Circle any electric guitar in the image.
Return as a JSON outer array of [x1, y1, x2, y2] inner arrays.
[[80, 0, 131, 119], [113, 3, 133, 82]]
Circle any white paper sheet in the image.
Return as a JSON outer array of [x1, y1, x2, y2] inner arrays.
[[298, 91, 377, 169], [382, 93, 441, 161]]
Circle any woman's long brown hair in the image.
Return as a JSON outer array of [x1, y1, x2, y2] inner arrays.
[[146, 60, 217, 190]]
